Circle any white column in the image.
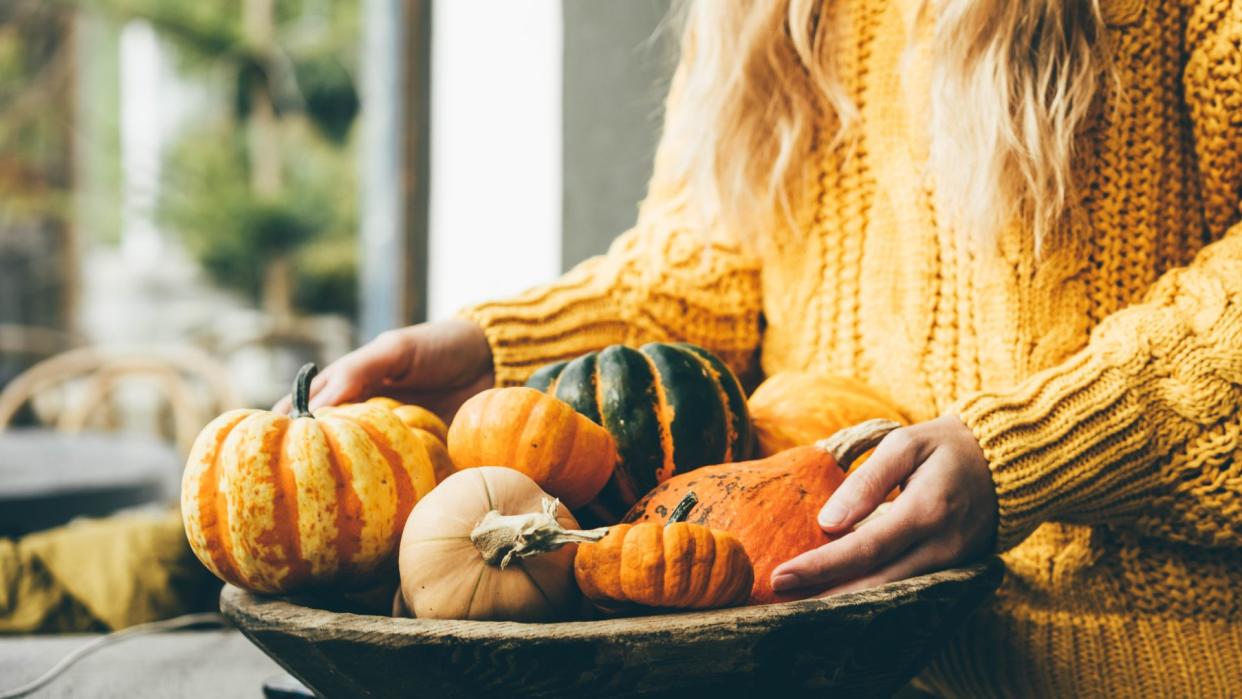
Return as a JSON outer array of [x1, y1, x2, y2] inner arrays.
[[118, 19, 164, 270], [427, 0, 563, 321]]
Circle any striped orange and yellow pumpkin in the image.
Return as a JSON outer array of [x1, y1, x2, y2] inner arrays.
[[181, 364, 436, 594], [364, 397, 457, 483], [365, 397, 447, 442]]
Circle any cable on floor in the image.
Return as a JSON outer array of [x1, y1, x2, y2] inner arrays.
[[0, 612, 226, 699]]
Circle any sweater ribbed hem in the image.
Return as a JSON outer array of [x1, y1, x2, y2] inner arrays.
[[953, 349, 1156, 551], [459, 303, 630, 387]]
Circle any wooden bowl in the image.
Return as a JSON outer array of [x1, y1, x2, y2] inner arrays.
[[221, 558, 1002, 699]]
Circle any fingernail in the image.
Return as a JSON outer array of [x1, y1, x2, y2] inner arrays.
[[771, 573, 800, 592], [819, 501, 848, 528]]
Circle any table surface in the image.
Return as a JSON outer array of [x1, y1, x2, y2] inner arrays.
[[0, 630, 284, 698], [0, 430, 180, 497], [0, 429, 181, 535]]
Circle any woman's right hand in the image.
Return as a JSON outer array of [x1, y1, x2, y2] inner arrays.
[[273, 318, 494, 422]]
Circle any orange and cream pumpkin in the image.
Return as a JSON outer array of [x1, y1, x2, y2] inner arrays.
[[181, 364, 436, 593], [365, 397, 456, 483]]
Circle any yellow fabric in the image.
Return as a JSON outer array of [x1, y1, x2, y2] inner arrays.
[[0, 510, 217, 633], [465, 0, 1242, 695]]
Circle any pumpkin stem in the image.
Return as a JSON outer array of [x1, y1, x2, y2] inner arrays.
[[470, 498, 609, 569], [290, 363, 318, 419], [666, 491, 698, 525], [815, 418, 902, 471]]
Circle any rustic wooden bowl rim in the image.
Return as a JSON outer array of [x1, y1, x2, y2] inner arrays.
[[221, 557, 1003, 642]]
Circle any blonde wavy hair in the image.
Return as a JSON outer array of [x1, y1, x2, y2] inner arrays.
[[654, 0, 1108, 251]]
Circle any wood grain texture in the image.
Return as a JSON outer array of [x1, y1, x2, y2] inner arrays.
[[221, 557, 1003, 698]]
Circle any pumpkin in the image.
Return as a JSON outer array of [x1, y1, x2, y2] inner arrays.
[[446, 387, 618, 508], [365, 396, 448, 440], [398, 466, 606, 621], [624, 419, 899, 605], [365, 397, 456, 483], [411, 430, 456, 485], [574, 492, 753, 613], [181, 364, 436, 593], [526, 342, 752, 522], [748, 372, 908, 458]]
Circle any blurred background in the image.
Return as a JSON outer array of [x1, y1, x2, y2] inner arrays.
[[0, 0, 674, 634], [0, 0, 673, 434]]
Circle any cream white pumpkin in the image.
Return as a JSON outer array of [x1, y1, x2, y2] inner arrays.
[[398, 467, 604, 621]]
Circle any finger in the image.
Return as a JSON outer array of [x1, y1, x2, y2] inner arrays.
[[308, 332, 416, 410], [307, 351, 384, 410], [272, 395, 292, 413], [819, 428, 927, 532], [852, 501, 892, 530], [815, 538, 951, 598], [771, 495, 935, 593], [309, 374, 364, 410]]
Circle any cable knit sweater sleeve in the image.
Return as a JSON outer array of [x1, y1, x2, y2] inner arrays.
[[954, 4, 1242, 551], [460, 48, 763, 387], [463, 224, 761, 386]]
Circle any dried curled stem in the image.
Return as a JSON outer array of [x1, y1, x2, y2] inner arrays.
[[469, 498, 609, 569], [814, 419, 902, 471]]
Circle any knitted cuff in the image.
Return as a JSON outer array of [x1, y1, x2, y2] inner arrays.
[[952, 349, 1155, 551], [458, 260, 629, 387]]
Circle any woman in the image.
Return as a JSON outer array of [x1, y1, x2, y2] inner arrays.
[[289, 1, 1242, 695]]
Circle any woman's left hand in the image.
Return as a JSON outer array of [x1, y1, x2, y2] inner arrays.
[[770, 415, 998, 597]]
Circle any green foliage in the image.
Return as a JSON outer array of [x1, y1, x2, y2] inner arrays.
[[292, 52, 359, 144], [282, 117, 359, 316], [158, 118, 358, 315], [294, 232, 357, 317], [4, 0, 363, 318], [64, 0, 245, 64], [159, 129, 264, 299], [0, 3, 75, 212], [121, 0, 360, 317]]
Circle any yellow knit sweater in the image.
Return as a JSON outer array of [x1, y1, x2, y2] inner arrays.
[[465, 0, 1242, 695]]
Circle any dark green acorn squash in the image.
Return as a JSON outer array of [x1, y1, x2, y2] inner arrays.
[[525, 342, 752, 522]]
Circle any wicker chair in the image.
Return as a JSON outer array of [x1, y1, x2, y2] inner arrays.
[[0, 346, 241, 454]]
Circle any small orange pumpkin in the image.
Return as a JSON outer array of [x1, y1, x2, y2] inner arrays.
[[625, 419, 899, 604], [575, 492, 753, 612], [446, 387, 619, 508], [181, 364, 436, 593], [365, 397, 456, 483], [748, 372, 907, 460]]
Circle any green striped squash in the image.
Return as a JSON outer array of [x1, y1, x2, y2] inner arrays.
[[525, 343, 752, 523]]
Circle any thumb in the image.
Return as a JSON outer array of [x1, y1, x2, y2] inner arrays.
[[307, 369, 369, 410], [305, 332, 412, 409], [818, 428, 924, 532]]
